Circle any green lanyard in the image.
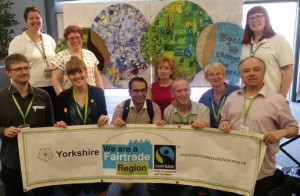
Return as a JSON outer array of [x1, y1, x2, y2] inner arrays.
[[11, 93, 34, 125], [27, 31, 48, 64], [73, 89, 89, 124], [242, 93, 255, 124], [250, 42, 263, 57], [130, 108, 146, 124], [177, 107, 190, 125], [211, 96, 226, 123]]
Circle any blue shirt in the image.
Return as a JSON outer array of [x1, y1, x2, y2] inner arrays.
[[199, 83, 240, 128]]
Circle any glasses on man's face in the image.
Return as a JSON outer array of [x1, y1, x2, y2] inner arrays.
[[131, 88, 147, 94], [9, 66, 31, 72], [248, 14, 264, 22]]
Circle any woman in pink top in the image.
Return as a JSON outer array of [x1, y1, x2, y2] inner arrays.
[[147, 56, 178, 115]]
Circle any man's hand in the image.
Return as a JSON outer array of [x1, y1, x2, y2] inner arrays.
[[4, 126, 21, 138], [263, 130, 286, 144], [112, 117, 127, 127], [156, 120, 167, 126], [219, 120, 231, 133], [191, 119, 209, 129]]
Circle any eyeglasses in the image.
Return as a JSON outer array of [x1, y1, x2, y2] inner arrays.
[[248, 14, 264, 22], [207, 72, 223, 78], [68, 36, 82, 41], [131, 88, 147, 94], [9, 66, 31, 72]]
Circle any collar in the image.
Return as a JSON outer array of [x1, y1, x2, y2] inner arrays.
[[250, 37, 267, 45], [172, 101, 198, 115], [238, 85, 267, 98], [129, 99, 147, 110]]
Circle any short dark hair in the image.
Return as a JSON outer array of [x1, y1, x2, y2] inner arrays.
[[239, 57, 266, 72], [24, 6, 41, 21], [66, 56, 87, 75], [128, 77, 148, 91], [63, 25, 83, 40], [242, 6, 276, 44], [4, 53, 29, 70]]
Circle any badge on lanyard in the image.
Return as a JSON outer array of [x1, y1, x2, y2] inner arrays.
[[239, 125, 250, 132]]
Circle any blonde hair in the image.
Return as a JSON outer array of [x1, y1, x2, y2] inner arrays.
[[203, 62, 226, 77]]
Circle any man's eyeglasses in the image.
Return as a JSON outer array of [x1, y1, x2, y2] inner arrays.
[[9, 66, 31, 72], [131, 89, 147, 94], [248, 14, 264, 22]]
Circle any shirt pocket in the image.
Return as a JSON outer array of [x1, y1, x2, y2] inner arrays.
[[28, 104, 46, 127]]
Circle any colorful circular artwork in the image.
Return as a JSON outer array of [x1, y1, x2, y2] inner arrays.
[[91, 4, 150, 88]]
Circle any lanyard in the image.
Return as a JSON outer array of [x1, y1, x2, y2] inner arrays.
[[250, 42, 263, 57], [130, 108, 146, 124], [211, 96, 226, 123], [177, 107, 190, 125], [73, 89, 89, 124], [27, 31, 48, 66], [11, 94, 34, 124], [242, 93, 255, 124]]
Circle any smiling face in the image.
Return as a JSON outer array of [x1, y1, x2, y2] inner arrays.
[[205, 67, 226, 87], [67, 32, 83, 51], [248, 12, 265, 35], [26, 11, 42, 32], [239, 57, 265, 89], [171, 79, 191, 106], [6, 62, 31, 85], [68, 68, 88, 88], [129, 80, 147, 106]]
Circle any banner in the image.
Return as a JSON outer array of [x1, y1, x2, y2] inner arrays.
[[18, 125, 266, 195]]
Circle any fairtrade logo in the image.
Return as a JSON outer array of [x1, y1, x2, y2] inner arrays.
[[154, 145, 176, 169], [38, 148, 54, 162]]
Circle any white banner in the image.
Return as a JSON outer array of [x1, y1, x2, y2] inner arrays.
[[18, 125, 266, 195]]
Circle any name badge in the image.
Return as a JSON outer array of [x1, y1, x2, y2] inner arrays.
[[239, 125, 250, 132], [33, 106, 45, 112]]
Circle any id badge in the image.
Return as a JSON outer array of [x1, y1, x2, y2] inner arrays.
[[239, 125, 249, 132], [19, 123, 30, 128]]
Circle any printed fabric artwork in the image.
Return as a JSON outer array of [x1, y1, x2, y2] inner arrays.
[[141, 1, 213, 82], [91, 3, 150, 88], [195, 22, 243, 85]]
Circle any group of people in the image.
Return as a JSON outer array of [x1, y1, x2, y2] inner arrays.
[[0, 4, 299, 196]]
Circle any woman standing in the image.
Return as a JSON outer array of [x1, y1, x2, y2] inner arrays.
[[241, 6, 294, 97], [55, 56, 109, 196], [199, 62, 240, 128], [9, 6, 57, 106], [147, 56, 178, 115], [52, 25, 104, 95]]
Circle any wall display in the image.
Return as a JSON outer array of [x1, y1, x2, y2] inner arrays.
[[193, 22, 243, 86], [63, 0, 243, 88]]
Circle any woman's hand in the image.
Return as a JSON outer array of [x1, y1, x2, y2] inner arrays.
[[55, 121, 68, 128], [97, 115, 109, 127]]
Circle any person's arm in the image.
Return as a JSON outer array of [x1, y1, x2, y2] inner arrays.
[[263, 126, 298, 144], [111, 103, 126, 127], [52, 69, 64, 95], [94, 66, 104, 90], [280, 64, 294, 97], [147, 86, 152, 100]]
